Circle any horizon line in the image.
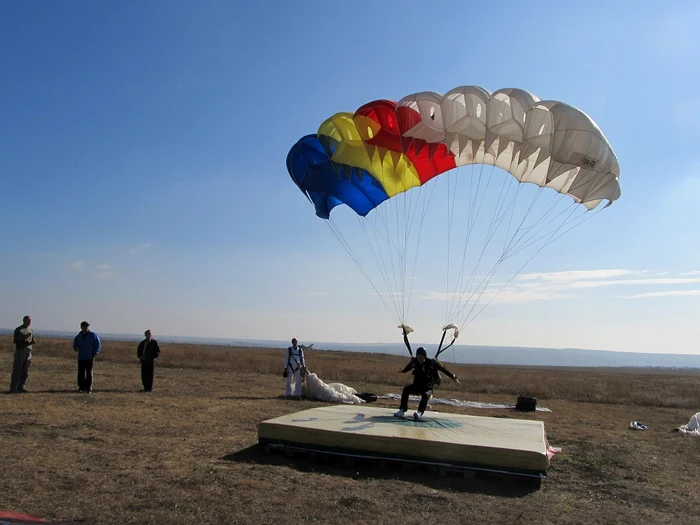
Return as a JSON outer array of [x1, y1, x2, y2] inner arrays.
[[3, 327, 700, 358]]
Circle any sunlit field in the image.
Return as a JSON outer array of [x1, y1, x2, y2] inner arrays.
[[2, 336, 699, 524]]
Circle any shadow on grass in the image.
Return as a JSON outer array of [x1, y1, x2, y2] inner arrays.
[[218, 395, 286, 401], [221, 444, 542, 497], [2, 388, 139, 395]]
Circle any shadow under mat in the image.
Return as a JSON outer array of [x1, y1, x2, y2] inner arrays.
[[220, 444, 542, 497]]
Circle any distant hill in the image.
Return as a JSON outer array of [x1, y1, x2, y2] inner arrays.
[[3, 328, 699, 369]]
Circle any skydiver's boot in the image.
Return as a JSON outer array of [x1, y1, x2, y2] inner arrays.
[[393, 409, 406, 418], [413, 411, 424, 421]]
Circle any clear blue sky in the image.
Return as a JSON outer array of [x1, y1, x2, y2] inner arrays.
[[1, 1, 698, 354]]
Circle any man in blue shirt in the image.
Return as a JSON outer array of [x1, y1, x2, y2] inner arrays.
[[73, 321, 101, 393]]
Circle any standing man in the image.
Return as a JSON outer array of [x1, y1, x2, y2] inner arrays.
[[137, 329, 160, 392], [283, 338, 311, 399], [73, 321, 101, 393], [10, 315, 36, 393]]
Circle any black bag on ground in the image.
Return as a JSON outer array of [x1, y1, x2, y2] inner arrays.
[[515, 396, 537, 412], [357, 392, 377, 402]]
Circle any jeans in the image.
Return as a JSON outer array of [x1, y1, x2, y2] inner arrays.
[[77, 359, 95, 391]]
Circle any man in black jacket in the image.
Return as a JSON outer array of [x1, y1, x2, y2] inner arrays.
[[137, 329, 161, 392], [394, 347, 459, 421]]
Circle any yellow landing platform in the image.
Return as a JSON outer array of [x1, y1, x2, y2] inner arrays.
[[258, 405, 550, 475]]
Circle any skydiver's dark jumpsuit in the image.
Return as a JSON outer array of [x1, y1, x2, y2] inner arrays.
[[398, 357, 456, 413]]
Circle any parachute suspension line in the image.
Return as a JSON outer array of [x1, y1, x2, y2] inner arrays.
[[325, 219, 399, 323], [461, 203, 593, 329], [354, 178, 436, 325], [511, 203, 603, 259], [460, 164, 500, 297], [450, 185, 550, 313], [456, 191, 600, 330], [501, 185, 547, 257], [446, 163, 491, 322], [450, 165, 515, 323], [401, 180, 421, 324], [490, 172, 521, 238], [451, 183, 565, 329], [453, 185, 552, 326], [501, 190, 590, 265], [395, 182, 405, 321], [404, 179, 437, 324], [445, 166, 461, 323], [396, 180, 425, 323], [501, 187, 573, 257], [363, 205, 406, 323], [356, 217, 403, 323], [379, 195, 408, 320], [446, 163, 481, 322], [503, 195, 579, 260], [449, 180, 524, 326]]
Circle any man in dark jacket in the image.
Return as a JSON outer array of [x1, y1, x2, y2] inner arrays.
[[73, 321, 101, 393], [394, 347, 459, 421], [137, 329, 160, 392]]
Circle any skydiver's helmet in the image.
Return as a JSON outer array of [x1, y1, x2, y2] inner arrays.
[[416, 347, 427, 357]]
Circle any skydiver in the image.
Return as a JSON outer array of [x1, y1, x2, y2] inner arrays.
[[394, 326, 459, 421]]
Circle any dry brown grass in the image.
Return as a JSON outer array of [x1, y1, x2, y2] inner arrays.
[[1, 336, 699, 524]]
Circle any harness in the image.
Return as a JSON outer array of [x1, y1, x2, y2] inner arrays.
[[287, 346, 303, 373], [428, 360, 442, 387], [413, 358, 442, 388]]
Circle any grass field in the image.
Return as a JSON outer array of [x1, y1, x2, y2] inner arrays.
[[1, 336, 699, 524]]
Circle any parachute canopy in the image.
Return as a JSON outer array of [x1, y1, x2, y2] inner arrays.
[[286, 85, 621, 335], [288, 87, 620, 220]]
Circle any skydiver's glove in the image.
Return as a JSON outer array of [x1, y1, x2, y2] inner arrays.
[[283, 370, 288, 378], [453, 376, 460, 384]]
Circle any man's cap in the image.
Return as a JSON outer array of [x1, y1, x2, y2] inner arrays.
[[416, 347, 427, 357], [80, 321, 90, 327]]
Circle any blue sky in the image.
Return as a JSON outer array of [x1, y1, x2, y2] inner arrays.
[[1, 1, 698, 354]]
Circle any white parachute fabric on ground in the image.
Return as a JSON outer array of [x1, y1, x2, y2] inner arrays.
[[378, 393, 551, 412], [677, 412, 700, 436], [302, 372, 365, 404]]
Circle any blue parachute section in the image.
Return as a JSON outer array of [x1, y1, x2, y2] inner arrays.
[[286, 135, 389, 219]]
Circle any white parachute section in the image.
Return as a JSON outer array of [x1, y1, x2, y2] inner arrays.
[[397, 86, 620, 209], [302, 370, 365, 404]]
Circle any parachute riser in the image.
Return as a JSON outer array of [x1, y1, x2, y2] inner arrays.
[[435, 337, 456, 359], [434, 330, 448, 358]]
